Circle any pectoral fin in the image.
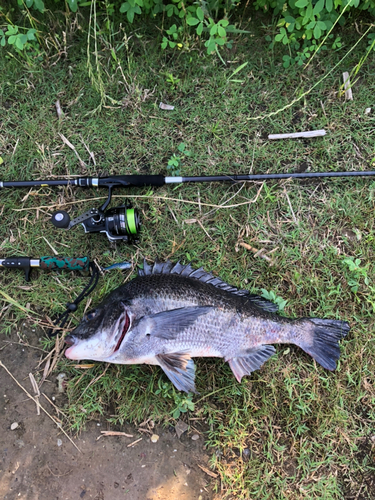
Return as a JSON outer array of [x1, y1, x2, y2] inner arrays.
[[227, 345, 276, 383], [157, 352, 197, 393], [139, 306, 212, 340]]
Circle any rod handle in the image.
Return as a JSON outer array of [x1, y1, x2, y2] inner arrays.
[[40, 256, 90, 271]]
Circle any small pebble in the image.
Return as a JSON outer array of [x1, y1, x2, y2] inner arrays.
[[150, 434, 159, 443], [175, 420, 188, 439], [57, 439, 62, 447], [365, 107, 372, 114], [10, 422, 19, 431], [56, 373, 67, 393], [191, 434, 199, 441]]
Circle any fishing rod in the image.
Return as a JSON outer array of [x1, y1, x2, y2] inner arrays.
[[2, 170, 375, 191], [2, 170, 374, 242]]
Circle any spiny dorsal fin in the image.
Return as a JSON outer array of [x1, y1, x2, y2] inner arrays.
[[138, 259, 278, 312]]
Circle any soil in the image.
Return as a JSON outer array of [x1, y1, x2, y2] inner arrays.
[[0, 328, 217, 500]]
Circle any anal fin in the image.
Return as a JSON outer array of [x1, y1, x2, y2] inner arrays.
[[156, 352, 197, 393], [227, 345, 276, 383]]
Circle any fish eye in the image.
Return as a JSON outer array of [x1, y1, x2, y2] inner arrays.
[[85, 309, 97, 321]]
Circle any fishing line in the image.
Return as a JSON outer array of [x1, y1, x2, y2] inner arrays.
[[48, 261, 100, 336]]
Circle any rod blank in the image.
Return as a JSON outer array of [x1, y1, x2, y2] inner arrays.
[[1, 170, 375, 190]]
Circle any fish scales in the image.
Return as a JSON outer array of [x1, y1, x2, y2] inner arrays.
[[99, 274, 308, 356], [65, 259, 350, 393]]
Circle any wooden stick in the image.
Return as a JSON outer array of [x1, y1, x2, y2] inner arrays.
[[268, 130, 326, 140], [55, 100, 63, 119], [239, 242, 273, 264], [197, 464, 218, 478], [29, 372, 41, 415], [342, 72, 353, 100], [97, 431, 134, 441], [127, 437, 142, 447]]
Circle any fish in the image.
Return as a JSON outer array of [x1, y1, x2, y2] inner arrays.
[[65, 259, 350, 393], [102, 261, 132, 271]]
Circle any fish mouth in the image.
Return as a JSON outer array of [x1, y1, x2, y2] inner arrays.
[[112, 311, 130, 354], [65, 335, 75, 346]]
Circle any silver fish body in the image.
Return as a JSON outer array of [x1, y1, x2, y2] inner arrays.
[[65, 260, 350, 392]]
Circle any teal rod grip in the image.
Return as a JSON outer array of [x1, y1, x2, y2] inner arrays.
[[40, 256, 90, 271]]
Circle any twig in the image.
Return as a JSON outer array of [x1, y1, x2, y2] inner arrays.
[[268, 130, 326, 140], [37, 349, 54, 369], [342, 72, 353, 100], [80, 135, 96, 165], [168, 206, 179, 226], [127, 437, 142, 447], [283, 187, 298, 224], [58, 133, 86, 168], [197, 220, 213, 241], [239, 242, 273, 264], [14, 190, 266, 212], [55, 100, 63, 119], [197, 464, 218, 478], [96, 431, 134, 441], [49, 334, 62, 375], [29, 373, 41, 415], [0, 360, 81, 453], [138, 428, 153, 434], [40, 357, 51, 386], [42, 236, 59, 256], [320, 100, 327, 119], [11, 138, 20, 160], [72, 364, 95, 369]]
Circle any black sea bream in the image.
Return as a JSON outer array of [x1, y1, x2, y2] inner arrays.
[[65, 260, 350, 392]]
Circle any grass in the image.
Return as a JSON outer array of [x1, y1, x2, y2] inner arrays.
[[1, 7, 375, 499]]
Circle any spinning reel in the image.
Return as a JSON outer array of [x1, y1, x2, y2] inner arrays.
[[50, 184, 140, 243]]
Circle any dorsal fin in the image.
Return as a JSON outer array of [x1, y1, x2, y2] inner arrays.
[[138, 259, 278, 312]]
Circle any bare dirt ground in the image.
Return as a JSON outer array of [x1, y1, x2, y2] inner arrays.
[[0, 328, 216, 500]]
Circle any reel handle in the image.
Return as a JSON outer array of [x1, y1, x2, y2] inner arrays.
[[51, 210, 71, 229]]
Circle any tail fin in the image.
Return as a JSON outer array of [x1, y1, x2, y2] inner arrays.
[[297, 318, 350, 370]]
